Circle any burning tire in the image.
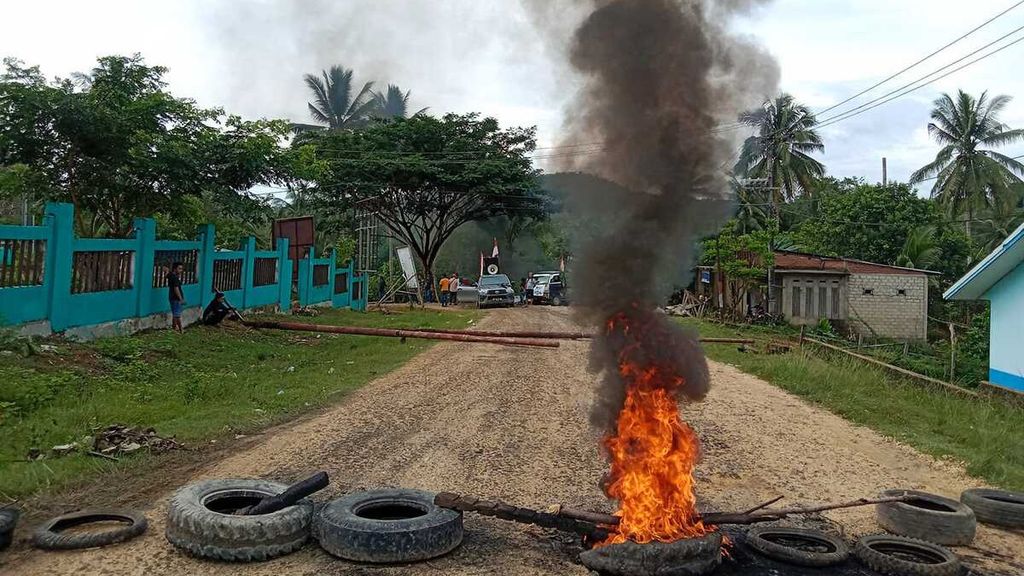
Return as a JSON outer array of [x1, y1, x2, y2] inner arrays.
[[165, 478, 313, 562], [876, 489, 975, 545], [745, 526, 849, 567], [314, 488, 463, 563], [32, 509, 147, 550], [960, 488, 1024, 528], [854, 534, 960, 576]]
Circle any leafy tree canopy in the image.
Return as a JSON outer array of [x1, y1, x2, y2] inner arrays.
[[304, 113, 545, 282], [792, 178, 969, 280], [0, 55, 294, 236]]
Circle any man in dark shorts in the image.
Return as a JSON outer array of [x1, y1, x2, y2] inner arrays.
[[167, 262, 185, 333], [202, 291, 239, 326]]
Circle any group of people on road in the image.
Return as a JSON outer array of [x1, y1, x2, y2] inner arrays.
[[438, 272, 460, 307]]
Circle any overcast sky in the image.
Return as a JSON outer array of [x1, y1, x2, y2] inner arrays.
[[3, 0, 1024, 192]]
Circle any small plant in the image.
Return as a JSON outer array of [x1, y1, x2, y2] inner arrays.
[[0, 327, 39, 356], [812, 318, 838, 338], [93, 337, 145, 362]]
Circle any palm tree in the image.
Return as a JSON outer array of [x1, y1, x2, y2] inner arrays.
[[910, 90, 1024, 237], [895, 225, 940, 271], [295, 65, 376, 133], [973, 185, 1024, 256], [731, 177, 770, 233], [734, 94, 826, 213], [371, 84, 427, 119]]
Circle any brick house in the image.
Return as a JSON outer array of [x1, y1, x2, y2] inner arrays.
[[695, 250, 937, 340]]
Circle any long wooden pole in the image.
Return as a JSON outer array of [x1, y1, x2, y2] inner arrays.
[[802, 337, 978, 398], [245, 320, 560, 349], [554, 495, 915, 527]]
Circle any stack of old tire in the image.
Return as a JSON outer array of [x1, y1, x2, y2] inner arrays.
[[862, 487, 1024, 576], [164, 480, 463, 563]]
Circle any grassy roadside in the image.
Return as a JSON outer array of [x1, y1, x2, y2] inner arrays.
[[0, 307, 480, 499], [678, 318, 1024, 491]]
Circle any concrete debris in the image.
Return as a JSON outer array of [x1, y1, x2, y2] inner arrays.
[[92, 424, 183, 455]]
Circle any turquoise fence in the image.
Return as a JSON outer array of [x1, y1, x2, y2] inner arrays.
[[0, 202, 368, 332]]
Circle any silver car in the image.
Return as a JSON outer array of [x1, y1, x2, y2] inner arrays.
[[476, 274, 516, 308]]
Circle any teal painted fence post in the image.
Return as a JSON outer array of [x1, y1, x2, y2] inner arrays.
[[329, 249, 338, 308], [297, 247, 313, 306], [277, 237, 291, 312], [45, 203, 74, 332], [240, 237, 256, 309], [197, 224, 216, 310], [134, 217, 155, 318]]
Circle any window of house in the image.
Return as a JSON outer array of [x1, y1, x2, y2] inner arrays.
[[792, 286, 801, 317], [805, 284, 815, 318], [863, 288, 874, 295], [897, 289, 907, 296], [818, 281, 827, 318], [831, 282, 841, 319]]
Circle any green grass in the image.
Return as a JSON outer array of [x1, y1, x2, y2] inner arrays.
[[0, 307, 479, 499], [679, 318, 1024, 491]]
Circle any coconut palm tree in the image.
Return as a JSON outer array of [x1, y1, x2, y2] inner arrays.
[[371, 84, 427, 119], [734, 94, 826, 212], [973, 185, 1024, 256], [895, 225, 940, 271], [293, 65, 376, 133], [910, 90, 1024, 237]]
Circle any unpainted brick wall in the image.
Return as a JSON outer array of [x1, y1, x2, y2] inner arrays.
[[846, 273, 928, 340]]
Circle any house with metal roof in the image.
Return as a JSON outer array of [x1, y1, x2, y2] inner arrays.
[[694, 250, 937, 340], [944, 221, 1024, 393]]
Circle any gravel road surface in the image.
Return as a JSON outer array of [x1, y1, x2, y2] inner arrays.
[[5, 306, 1021, 575]]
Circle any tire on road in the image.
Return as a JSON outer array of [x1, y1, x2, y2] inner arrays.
[[746, 526, 849, 567], [314, 488, 463, 563], [0, 508, 20, 551], [876, 489, 976, 545], [960, 488, 1024, 528], [33, 509, 147, 550], [854, 534, 960, 576], [165, 478, 313, 562]]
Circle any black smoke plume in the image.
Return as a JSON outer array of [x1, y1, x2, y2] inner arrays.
[[529, 0, 778, 429]]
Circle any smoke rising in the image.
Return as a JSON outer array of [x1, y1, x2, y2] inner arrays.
[[529, 0, 778, 429]]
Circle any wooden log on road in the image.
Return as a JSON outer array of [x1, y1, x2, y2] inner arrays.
[[434, 492, 610, 540], [554, 494, 916, 527], [402, 327, 594, 340], [245, 320, 560, 348]]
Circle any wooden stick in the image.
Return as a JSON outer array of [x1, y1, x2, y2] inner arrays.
[[740, 495, 783, 515], [245, 320, 560, 349], [802, 337, 978, 398], [434, 492, 609, 540], [556, 495, 915, 527], [87, 450, 120, 462]]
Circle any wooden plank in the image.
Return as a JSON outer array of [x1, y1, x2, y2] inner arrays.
[[802, 337, 979, 398]]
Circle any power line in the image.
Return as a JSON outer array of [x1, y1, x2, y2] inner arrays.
[[817, 0, 1024, 117], [815, 26, 1024, 130]]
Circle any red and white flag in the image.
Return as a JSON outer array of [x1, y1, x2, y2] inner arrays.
[[492, 238, 499, 258]]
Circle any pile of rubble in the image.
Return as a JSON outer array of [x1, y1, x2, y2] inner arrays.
[[92, 424, 184, 455]]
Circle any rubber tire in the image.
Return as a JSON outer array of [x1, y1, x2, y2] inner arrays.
[[0, 509, 20, 551], [854, 534, 960, 576], [33, 509, 147, 550], [746, 526, 849, 567], [552, 296, 563, 306], [314, 488, 463, 563], [876, 489, 976, 545], [960, 488, 1024, 528], [165, 478, 313, 562]]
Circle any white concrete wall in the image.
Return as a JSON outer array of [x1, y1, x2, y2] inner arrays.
[[847, 273, 928, 340]]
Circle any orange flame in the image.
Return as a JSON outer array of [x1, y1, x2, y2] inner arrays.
[[598, 312, 712, 546]]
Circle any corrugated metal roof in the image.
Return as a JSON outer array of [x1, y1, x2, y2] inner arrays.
[[773, 251, 936, 276], [944, 221, 1024, 301]]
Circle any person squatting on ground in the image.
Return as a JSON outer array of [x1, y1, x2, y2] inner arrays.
[[439, 275, 450, 307], [449, 272, 459, 305], [167, 262, 186, 333], [202, 291, 240, 326]]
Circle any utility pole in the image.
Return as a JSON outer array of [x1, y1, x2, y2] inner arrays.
[[882, 157, 888, 186]]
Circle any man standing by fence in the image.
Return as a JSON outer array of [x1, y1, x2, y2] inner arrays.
[[167, 262, 185, 333]]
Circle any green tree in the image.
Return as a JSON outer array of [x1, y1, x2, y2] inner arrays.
[[294, 65, 376, 133], [371, 84, 427, 119], [0, 55, 293, 236], [734, 93, 826, 210], [972, 184, 1024, 257], [305, 113, 545, 288], [895, 225, 940, 271], [910, 90, 1024, 237]]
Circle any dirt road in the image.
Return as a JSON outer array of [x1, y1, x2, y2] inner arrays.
[[6, 307, 1022, 575]]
